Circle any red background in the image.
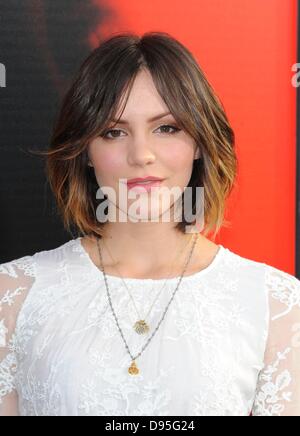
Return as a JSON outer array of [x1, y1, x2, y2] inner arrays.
[[89, 0, 298, 274]]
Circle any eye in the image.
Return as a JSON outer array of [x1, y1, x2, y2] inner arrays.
[[101, 124, 181, 140], [156, 124, 181, 135], [101, 129, 125, 139]]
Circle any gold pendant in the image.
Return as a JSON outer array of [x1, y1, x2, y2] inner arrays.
[[133, 320, 150, 335], [128, 360, 139, 375]]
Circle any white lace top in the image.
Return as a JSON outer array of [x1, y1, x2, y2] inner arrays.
[[0, 237, 299, 416]]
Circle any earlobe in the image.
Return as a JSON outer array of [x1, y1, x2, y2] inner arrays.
[[86, 150, 93, 167], [194, 148, 201, 160]]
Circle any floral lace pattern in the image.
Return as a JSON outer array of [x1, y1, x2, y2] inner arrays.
[[251, 266, 300, 416], [0, 256, 36, 413], [252, 348, 292, 416], [0, 238, 299, 416]]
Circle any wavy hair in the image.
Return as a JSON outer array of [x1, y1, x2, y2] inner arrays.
[[34, 31, 238, 240]]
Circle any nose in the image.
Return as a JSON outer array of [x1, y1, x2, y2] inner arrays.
[[127, 134, 156, 167]]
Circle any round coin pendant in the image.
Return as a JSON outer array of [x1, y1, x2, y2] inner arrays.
[[133, 320, 150, 335], [128, 360, 139, 375]]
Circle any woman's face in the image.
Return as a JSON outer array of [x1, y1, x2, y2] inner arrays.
[[87, 68, 201, 222]]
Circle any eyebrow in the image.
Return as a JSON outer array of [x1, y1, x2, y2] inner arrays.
[[110, 112, 173, 125]]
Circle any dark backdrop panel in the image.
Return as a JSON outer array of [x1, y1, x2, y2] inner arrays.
[[0, 0, 107, 262]]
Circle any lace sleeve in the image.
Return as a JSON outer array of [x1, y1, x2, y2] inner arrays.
[[0, 256, 36, 416], [252, 264, 300, 416]]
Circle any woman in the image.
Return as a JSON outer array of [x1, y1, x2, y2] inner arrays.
[[0, 31, 299, 416]]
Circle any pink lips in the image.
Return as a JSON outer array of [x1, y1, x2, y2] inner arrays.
[[126, 176, 164, 184], [125, 176, 164, 192]]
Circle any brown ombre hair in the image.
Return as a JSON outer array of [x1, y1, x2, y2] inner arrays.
[[35, 31, 238, 240]]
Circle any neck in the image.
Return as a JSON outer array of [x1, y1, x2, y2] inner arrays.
[[81, 223, 218, 280]]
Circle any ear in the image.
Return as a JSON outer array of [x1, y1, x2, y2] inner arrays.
[[194, 147, 201, 160], [86, 149, 93, 167], [87, 153, 93, 167]]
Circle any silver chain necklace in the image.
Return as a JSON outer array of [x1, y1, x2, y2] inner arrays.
[[101, 235, 194, 335], [96, 232, 199, 375]]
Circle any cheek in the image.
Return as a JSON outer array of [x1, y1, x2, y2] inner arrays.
[[162, 142, 195, 172], [90, 147, 125, 181]]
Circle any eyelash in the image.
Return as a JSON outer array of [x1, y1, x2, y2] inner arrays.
[[101, 124, 181, 140]]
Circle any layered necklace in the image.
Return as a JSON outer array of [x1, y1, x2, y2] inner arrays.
[[96, 233, 199, 375]]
